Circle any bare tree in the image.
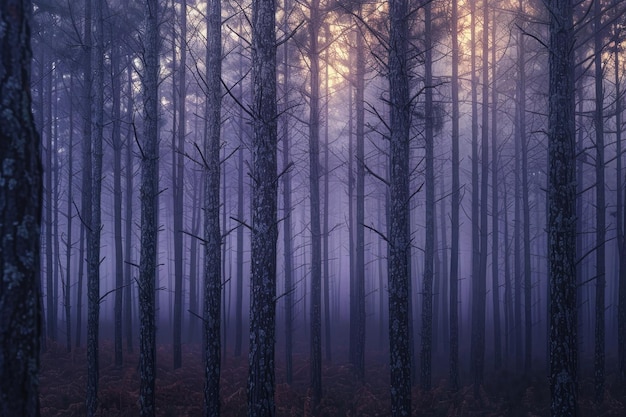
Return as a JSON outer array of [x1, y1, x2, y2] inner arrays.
[[547, 0, 578, 413], [388, 0, 412, 412], [138, 0, 160, 414], [247, 0, 278, 411], [0, 0, 42, 414]]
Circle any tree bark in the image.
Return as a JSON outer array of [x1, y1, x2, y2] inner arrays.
[[420, 0, 434, 391], [388, 0, 412, 411], [547, 0, 578, 412], [593, 0, 605, 402], [138, 0, 160, 414], [173, 0, 187, 371], [203, 0, 222, 411], [0, 1, 42, 414], [247, 0, 278, 411], [449, 0, 460, 392], [86, 0, 104, 411]]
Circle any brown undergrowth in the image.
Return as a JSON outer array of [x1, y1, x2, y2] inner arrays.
[[40, 341, 626, 416]]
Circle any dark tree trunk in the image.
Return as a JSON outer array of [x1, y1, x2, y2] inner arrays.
[[247, 0, 278, 411], [388, 0, 412, 411], [617, 32, 626, 384], [138, 0, 160, 414], [45, 56, 55, 343], [323, 40, 332, 363], [308, 0, 323, 407], [64, 74, 75, 353], [420, 0, 434, 391], [547, 0, 578, 412], [593, 0, 605, 402], [518, 1, 532, 371], [235, 46, 245, 358], [0, 1, 42, 414], [281, 0, 294, 383], [203, 0, 222, 412], [112, 42, 124, 368], [86, 0, 104, 411], [124, 65, 135, 354], [353, 7, 366, 381], [491, 8, 501, 370], [449, 0, 460, 392], [173, 0, 187, 371]]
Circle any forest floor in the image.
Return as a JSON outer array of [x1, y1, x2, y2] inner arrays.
[[40, 340, 626, 416]]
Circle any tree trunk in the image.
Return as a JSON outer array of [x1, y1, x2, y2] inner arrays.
[[420, 0, 434, 391], [64, 74, 75, 353], [112, 42, 124, 368], [518, 1, 532, 371], [281, 0, 294, 383], [616, 31, 626, 384], [139, 0, 160, 414], [235, 45, 245, 358], [547, 0, 578, 412], [593, 0, 605, 402], [353, 7, 366, 381], [86, 0, 104, 411], [203, 0, 222, 411], [449, 0, 460, 392], [323, 37, 332, 363], [0, 1, 42, 413], [173, 0, 187, 371], [45, 55, 55, 343], [247, 0, 278, 411], [491, 8, 501, 370], [308, 0, 323, 407], [124, 64, 135, 353], [388, 0, 412, 411]]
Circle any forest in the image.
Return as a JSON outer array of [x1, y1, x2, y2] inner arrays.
[[0, 0, 625, 414]]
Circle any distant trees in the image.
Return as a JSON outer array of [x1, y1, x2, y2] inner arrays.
[[0, 1, 42, 415]]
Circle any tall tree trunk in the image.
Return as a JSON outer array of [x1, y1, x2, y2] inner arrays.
[[86, 0, 104, 412], [449, 0, 460, 392], [281, 0, 294, 383], [616, 30, 626, 383], [64, 74, 75, 353], [547, 0, 578, 412], [112, 42, 124, 368], [235, 46, 245, 358], [0, 1, 42, 413], [513, 28, 523, 372], [139, 0, 160, 414], [504, 180, 513, 368], [124, 64, 135, 353], [353, 7, 366, 381], [518, 0, 532, 371], [203, 0, 222, 413], [308, 0, 323, 407], [388, 0, 412, 411], [173, 0, 187, 371], [420, 0, 434, 391], [593, 0, 606, 403], [323, 37, 332, 363], [491, 8, 501, 371], [77, 0, 93, 352], [45, 57, 55, 342], [247, 0, 278, 411]]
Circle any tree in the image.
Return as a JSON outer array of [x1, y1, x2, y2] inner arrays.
[[138, 0, 160, 414], [547, 0, 578, 413], [593, 0, 606, 402], [449, 0, 460, 392], [420, 0, 434, 391], [172, 0, 187, 371], [86, 0, 105, 411], [247, 0, 278, 411], [0, 1, 42, 414], [203, 0, 222, 411], [388, 0, 412, 412]]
